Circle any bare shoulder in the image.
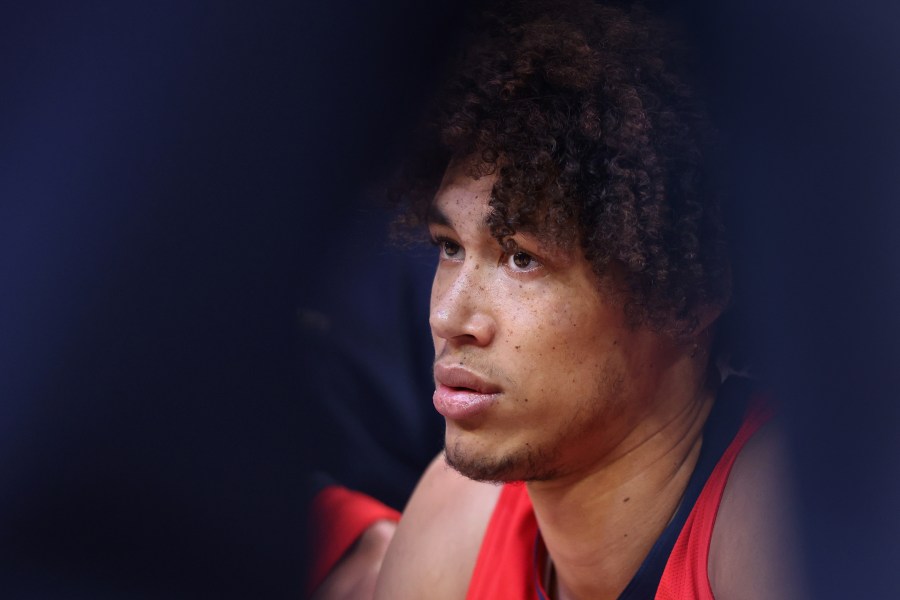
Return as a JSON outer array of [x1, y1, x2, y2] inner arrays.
[[709, 420, 808, 600], [374, 453, 502, 600]]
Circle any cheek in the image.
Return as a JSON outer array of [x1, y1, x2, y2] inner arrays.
[[537, 297, 605, 347], [518, 301, 617, 383]]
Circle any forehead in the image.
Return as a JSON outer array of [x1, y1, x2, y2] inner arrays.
[[429, 171, 588, 277], [428, 162, 495, 226], [428, 162, 578, 264]]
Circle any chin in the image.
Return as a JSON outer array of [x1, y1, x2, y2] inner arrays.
[[444, 437, 561, 483]]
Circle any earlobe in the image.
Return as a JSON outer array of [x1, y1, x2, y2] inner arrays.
[[686, 300, 724, 355], [685, 316, 717, 364], [695, 300, 725, 336]]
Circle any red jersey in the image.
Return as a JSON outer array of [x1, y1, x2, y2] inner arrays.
[[466, 389, 772, 600]]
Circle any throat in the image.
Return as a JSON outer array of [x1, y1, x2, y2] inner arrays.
[[527, 394, 713, 600]]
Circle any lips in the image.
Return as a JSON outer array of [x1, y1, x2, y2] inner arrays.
[[433, 363, 502, 420], [434, 364, 501, 394]]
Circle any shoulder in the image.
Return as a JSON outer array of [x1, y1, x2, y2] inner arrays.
[[374, 453, 503, 600], [709, 420, 808, 600]]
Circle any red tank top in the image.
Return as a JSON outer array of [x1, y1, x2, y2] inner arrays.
[[465, 399, 772, 600]]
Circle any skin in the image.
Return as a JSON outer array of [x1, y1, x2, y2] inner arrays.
[[426, 163, 712, 486], [311, 520, 396, 600], [375, 162, 805, 600]]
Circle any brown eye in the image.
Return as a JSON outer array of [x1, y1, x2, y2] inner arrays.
[[443, 240, 461, 257], [511, 252, 536, 270]]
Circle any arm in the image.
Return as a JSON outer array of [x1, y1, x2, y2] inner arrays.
[[374, 453, 502, 600], [310, 518, 397, 600], [709, 422, 809, 600], [307, 485, 401, 598]]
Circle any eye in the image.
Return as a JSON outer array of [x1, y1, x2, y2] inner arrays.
[[433, 236, 464, 261], [506, 251, 540, 272]]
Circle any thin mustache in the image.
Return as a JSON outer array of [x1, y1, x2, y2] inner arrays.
[[432, 352, 508, 387]]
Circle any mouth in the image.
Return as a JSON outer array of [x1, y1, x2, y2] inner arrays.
[[432, 363, 502, 420], [433, 363, 502, 394]]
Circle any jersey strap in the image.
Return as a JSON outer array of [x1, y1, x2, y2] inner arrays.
[[654, 396, 773, 599]]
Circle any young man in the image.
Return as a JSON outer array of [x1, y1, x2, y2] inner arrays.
[[375, 2, 804, 599]]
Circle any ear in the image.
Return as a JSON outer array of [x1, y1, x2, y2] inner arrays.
[[683, 302, 724, 362], [695, 295, 726, 335]]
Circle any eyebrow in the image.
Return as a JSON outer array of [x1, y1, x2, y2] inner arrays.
[[426, 204, 452, 228], [426, 202, 495, 231]]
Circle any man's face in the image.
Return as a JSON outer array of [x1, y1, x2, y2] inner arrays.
[[428, 162, 684, 483]]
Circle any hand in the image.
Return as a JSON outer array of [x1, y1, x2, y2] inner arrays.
[[310, 519, 397, 600]]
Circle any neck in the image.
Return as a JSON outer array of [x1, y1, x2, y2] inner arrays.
[[527, 359, 717, 600]]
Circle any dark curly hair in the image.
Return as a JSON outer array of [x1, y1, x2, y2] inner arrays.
[[395, 0, 730, 340]]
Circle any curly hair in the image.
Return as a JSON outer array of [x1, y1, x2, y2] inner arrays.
[[395, 0, 730, 339]]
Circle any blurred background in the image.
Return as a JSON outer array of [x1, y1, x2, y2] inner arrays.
[[1, 0, 897, 598], [0, 1, 461, 597]]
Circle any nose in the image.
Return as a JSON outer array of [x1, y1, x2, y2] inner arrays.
[[429, 263, 496, 347]]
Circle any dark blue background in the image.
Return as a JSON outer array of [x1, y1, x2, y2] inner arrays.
[[1, 1, 898, 598], [685, 2, 900, 597], [0, 1, 462, 597]]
